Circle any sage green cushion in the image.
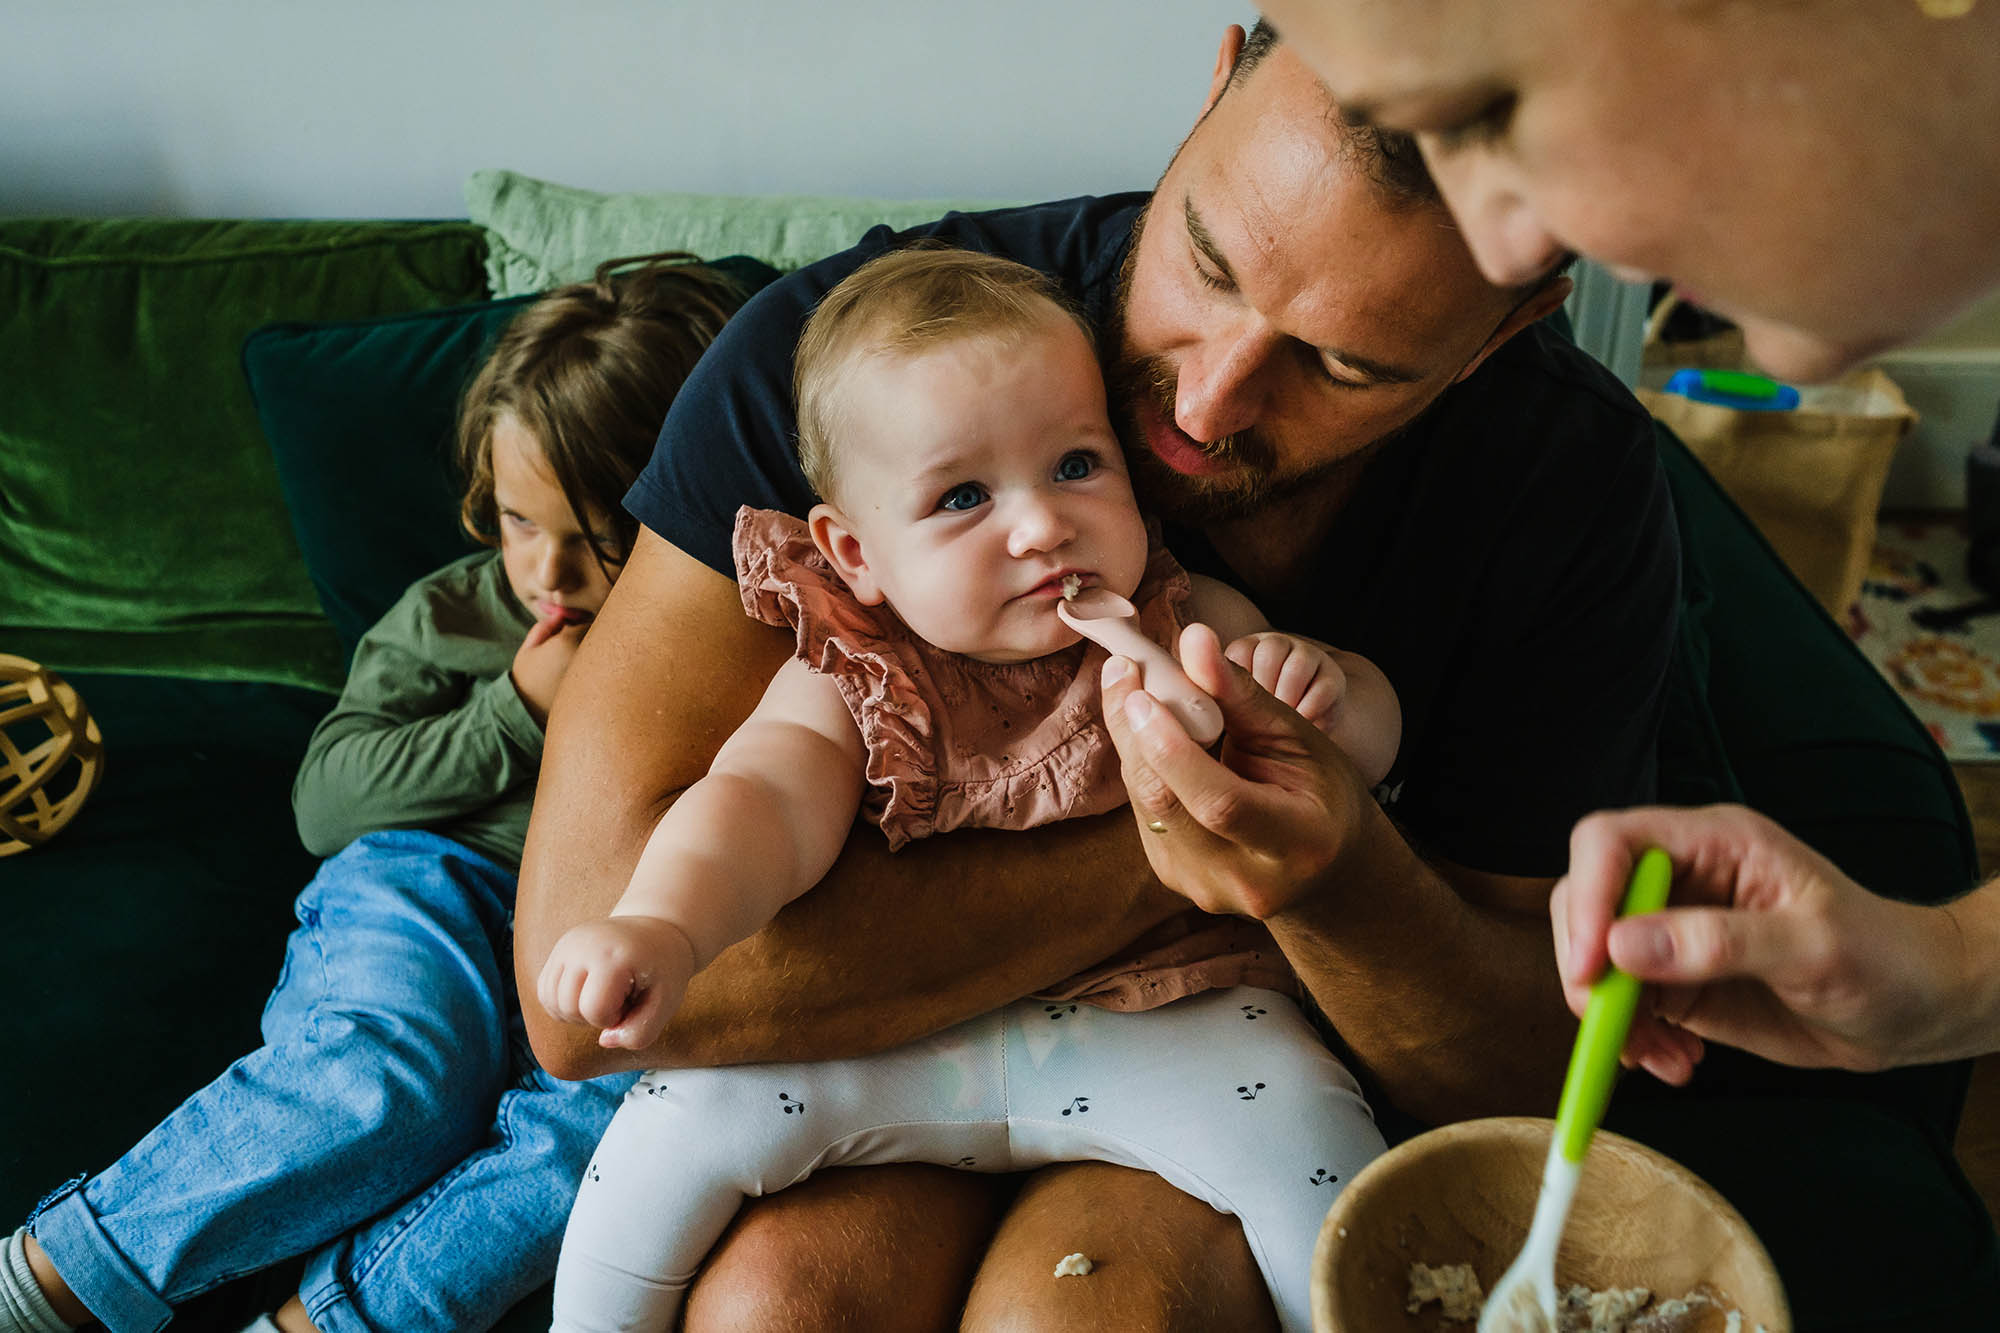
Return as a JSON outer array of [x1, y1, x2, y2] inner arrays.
[[0, 218, 490, 692], [466, 168, 1006, 296]]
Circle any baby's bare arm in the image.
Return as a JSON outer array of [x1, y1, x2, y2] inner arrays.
[[619, 659, 868, 965], [539, 660, 869, 1048]]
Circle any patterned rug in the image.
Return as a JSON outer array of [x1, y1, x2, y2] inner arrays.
[[1848, 516, 2000, 762]]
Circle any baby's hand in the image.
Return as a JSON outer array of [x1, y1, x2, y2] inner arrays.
[[536, 916, 698, 1050], [1222, 632, 1345, 735], [511, 610, 587, 728]]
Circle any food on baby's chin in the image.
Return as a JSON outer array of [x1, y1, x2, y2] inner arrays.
[[1052, 1252, 1094, 1277], [1404, 1264, 1764, 1332]]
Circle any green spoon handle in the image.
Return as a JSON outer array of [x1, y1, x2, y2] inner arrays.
[[1553, 847, 1674, 1164]]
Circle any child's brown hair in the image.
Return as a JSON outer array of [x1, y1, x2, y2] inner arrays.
[[793, 244, 1093, 504], [457, 251, 744, 566]]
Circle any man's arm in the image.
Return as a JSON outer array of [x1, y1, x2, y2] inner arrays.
[[515, 528, 1185, 1081], [1267, 811, 1571, 1123], [1098, 627, 1575, 1123]]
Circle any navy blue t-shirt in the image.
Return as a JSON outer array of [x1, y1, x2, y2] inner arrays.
[[627, 195, 1679, 878]]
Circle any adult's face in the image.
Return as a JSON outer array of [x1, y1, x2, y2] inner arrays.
[[1260, 0, 2000, 383], [1110, 32, 1551, 526]]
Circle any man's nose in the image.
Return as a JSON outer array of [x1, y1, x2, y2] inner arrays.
[[1006, 493, 1074, 557], [1175, 318, 1275, 444], [1432, 154, 1567, 288]]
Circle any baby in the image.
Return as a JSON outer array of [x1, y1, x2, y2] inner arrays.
[[539, 244, 1403, 1333]]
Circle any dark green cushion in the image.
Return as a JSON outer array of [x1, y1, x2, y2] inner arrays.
[[240, 254, 783, 662], [1656, 422, 1977, 906], [0, 219, 490, 692], [1656, 421, 1975, 1120], [243, 298, 527, 656], [1631, 425, 1999, 1321]]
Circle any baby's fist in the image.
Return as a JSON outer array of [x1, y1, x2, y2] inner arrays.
[[536, 916, 697, 1050], [1223, 632, 1345, 733]]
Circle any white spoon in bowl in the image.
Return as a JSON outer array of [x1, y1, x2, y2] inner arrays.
[[1477, 847, 1675, 1333]]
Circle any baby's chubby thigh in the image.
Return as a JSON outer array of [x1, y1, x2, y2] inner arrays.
[[999, 988, 1385, 1333], [621, 1011, 1025, 1187], [557, 1008, 1024, 1304]]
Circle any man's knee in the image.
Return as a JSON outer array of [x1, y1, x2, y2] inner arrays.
[[961, 1163, 1277, 1333], [686, 1164, 1009, 1332]]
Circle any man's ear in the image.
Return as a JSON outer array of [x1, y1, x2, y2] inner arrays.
[[808, 503, 885, 606], [1199, 24, 1248, 120], [1453, 275, 1575, 385]]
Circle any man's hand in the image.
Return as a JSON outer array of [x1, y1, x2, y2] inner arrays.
[[537, 914, 699, 1051], [1552, 804, 1982, 1080], [1221, 630, 1346, 734], [511, 609, 587, 728], [1099, 622, 1371, 921]]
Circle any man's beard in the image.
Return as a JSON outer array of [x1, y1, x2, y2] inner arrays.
[[1103, 206, 1362, 526], [1106, 350, 1289, 523]]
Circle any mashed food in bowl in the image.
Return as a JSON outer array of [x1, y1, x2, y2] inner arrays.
[[1406, 1263, 1767, 1332]]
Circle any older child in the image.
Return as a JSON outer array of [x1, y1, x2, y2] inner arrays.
[[5, 256, 749, 1333], [539, 246, 1400, 1333]]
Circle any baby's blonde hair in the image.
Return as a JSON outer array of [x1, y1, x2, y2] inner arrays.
[[793, 244, 1095, 503]]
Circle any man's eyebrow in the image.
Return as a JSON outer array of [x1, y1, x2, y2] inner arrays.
[[1183, 198, 1238, 287], [1323, 345, 1425, 385], [1185, 193, 1424, 386]]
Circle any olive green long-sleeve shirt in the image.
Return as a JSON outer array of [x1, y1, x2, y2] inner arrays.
[[292, 550, 543, 871]]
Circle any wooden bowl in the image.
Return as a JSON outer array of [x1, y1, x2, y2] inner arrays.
[[1311, 1117, 1788, 1332]]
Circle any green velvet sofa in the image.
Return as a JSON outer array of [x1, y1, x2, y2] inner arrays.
[[4, 176, 1997, 1331]]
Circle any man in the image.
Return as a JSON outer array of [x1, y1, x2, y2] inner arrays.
[[515, 24, 1674, 1327]]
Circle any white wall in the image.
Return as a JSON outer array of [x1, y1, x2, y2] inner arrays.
[[1, 0, 1249, 218]]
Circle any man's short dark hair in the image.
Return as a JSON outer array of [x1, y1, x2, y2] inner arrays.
[[1231, 17, 1573, 290], [1229, 18, 1439, 209]]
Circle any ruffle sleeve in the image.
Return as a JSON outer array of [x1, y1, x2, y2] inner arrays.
[[733, 506, 1198, 850], [733, 506, 945, 846]]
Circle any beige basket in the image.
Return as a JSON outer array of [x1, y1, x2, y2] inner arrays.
[[1638, 301, 1916, 616]]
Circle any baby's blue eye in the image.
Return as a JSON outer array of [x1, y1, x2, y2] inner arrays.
[[940, 482, 988, 512], [1055, 452, 1095, 482]]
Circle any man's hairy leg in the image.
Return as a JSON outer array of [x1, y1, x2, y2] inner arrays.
[[960, 1163, 1278, 1333], [683, 1165, 1011, 1331]]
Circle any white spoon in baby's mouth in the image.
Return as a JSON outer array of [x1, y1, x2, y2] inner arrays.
[[1057, 580, 1222, 746]]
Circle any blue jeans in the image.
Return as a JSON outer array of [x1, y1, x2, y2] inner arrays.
[[28, 831, 634, 1333]]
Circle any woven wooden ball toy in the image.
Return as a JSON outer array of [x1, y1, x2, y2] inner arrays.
[[0, 654, 104, 856]]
